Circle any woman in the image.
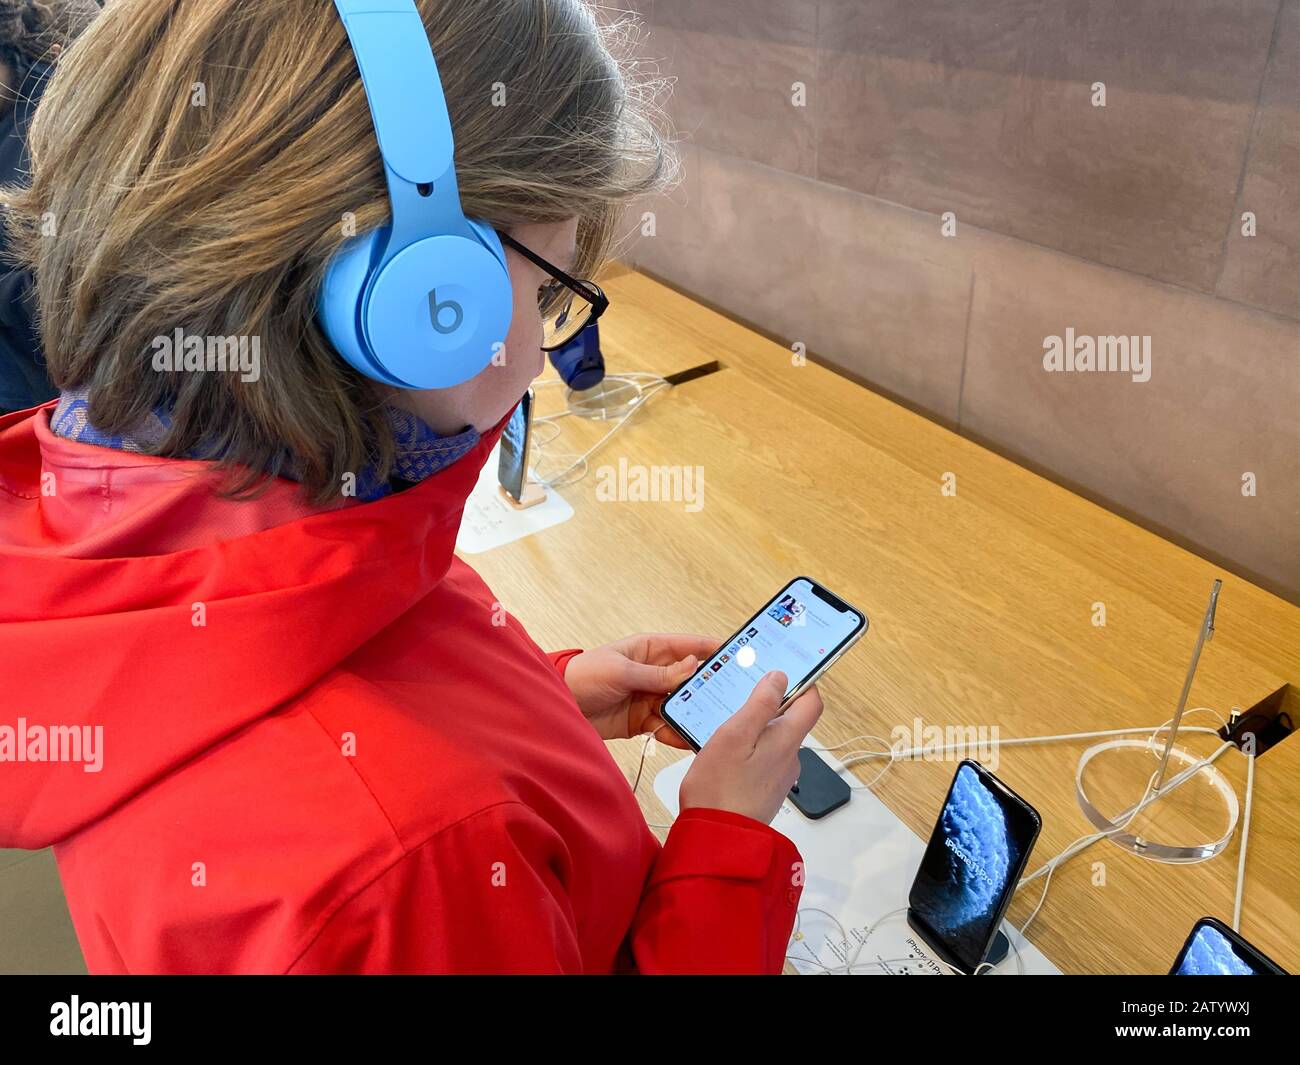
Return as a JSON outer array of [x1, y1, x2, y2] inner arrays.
[[0, 0, 821, 974]]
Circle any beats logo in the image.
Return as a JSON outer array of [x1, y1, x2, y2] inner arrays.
[[428, 289, 464, 334]]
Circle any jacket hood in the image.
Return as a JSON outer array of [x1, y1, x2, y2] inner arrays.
[[0, 402, 508, 848]]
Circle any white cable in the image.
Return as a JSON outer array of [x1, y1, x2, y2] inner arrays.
[[629, 734, 654, 794], [528, 419, 563, 448], [805, 734, 897, 754], [845, 720, 1224, 764], [533, 372, 666, 423], [630, 735, 678, 832], [803, 734, 900, 790], [532, 378, 669, 488], [807, 721, 1214, 795], [1233, 747, 1256, 931], [1017, 740, 1234, 937], [806, 734, 897, 788], [1148, 706, 1224, 749], [789, 905, 900, 976], [801, 724, 1219, 792], [1018, 768, 1160, 937], [1021, 738, 1233, 889], [838, 748, 897, 790]]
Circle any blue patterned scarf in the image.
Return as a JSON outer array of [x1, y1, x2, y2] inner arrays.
[[49, 388, 480, 502]]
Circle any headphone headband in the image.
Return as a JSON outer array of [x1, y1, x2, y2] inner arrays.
[[333, 0, 469, 244], [321, 0, 514, 390]]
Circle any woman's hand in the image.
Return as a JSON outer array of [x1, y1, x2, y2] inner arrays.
[[680, 671, 824, 825], [563, 633, 718, 748]]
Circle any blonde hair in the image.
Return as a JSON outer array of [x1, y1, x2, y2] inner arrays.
[[1, 0, 673, 499]]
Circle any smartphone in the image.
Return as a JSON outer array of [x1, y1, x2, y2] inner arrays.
[[907, 760, 1042, 975], [1170, 916, 1288, 975], [660, 577, 866, 751], [497, 388, 543, 508]]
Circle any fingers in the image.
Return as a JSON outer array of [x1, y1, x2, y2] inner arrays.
[[622, 654, 698, 694], [623, 632, 722, 664], [722, 670, 788, 741], [772, 684, 824, 744]]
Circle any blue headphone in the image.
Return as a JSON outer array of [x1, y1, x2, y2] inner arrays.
[[319, 0, 513, 390]]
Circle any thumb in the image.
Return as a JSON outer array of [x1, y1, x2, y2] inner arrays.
[[726, 670, 788, 739], [623, 654, 698, 693]]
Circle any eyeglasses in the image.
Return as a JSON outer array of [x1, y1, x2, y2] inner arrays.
[[498, 232, 610, 351]]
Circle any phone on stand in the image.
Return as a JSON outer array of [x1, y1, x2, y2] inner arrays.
[[497, 388, 545, 509], [1169, 916, 1288, 975], [907, 760, 1041, 974], [660, 577, 866, 752]]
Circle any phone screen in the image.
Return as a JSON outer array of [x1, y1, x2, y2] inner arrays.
[[909, 761, 1040, 973], [497, 389, 532, 501], [1171, 918, 1287, 975], [662, 577, 864, 750]]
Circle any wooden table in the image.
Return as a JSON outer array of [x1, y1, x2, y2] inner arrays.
[[466, 265, 1300, 975]]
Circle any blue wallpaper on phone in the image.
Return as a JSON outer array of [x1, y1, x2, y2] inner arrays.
[[1177, 924, 1263, 975], [911, 763, 1035, 969]]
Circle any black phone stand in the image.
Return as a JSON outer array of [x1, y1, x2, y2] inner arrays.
[[985, 929, 1011, 968], [907, 909, 1013, 974], [788, 747, 851, 819]]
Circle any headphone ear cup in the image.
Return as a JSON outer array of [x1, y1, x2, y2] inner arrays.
[[363, 234, 513, 389], [319, 230, 409, 387]]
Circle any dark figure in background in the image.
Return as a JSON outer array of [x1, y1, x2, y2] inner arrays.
[[0, 0, 101, 413]]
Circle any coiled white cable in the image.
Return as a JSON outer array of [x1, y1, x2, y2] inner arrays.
[[530, 373, 669, 488]]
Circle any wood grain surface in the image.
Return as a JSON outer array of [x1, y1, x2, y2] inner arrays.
[[464, 266, 1299, 975]]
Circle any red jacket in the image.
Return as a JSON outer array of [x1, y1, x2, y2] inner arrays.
[[0, 403, 802, 973]]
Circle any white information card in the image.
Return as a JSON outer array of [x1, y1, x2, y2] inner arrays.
[[455, 442, 574, 554]]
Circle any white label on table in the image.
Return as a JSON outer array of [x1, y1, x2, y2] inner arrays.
[[456, 443, 574, 554]]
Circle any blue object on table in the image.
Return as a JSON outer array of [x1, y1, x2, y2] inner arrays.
[[548, 321, 605, 391]]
